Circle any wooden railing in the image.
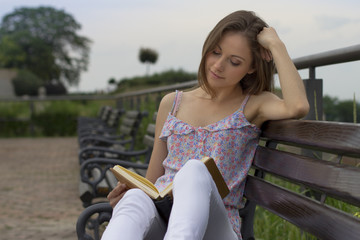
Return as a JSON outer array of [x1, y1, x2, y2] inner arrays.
[[115, 44, 360, 119], [293, 44, 360, 120], [1, 44, 360, 135]]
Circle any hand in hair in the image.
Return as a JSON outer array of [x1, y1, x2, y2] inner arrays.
[[257, 27, 283, 62]]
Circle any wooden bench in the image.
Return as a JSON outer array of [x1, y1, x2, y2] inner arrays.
[[78, 110, 147, 164], [78, 123, 155, 207], [76, 119, 360, 240], [77, 106, 124, 140], [77, 105, 111, 130]]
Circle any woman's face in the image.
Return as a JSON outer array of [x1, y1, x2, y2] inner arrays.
[[205, 31, 254, 91]]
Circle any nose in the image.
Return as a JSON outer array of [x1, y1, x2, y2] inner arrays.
[[213, 57, 225, 72]]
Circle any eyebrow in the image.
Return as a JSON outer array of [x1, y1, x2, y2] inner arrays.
[[216, 44, 246, 61]]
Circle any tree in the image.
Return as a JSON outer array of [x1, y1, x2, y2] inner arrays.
[[108, 77, 116, 85], [323, 95, 359, 123], [108, 77, 117, 92], [0, 6, 91, 86], [12, 69, 43, 96], [323, 95, 339, 121], [0, 35, 26, 68], [44, 82, 67, 95], [337, 100, 359, 123], [139, 47, 158, 75]]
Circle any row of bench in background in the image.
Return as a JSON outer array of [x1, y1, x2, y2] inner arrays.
[[77, 106, 156, 208]]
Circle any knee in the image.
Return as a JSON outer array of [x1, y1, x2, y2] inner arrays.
[[124, 188, 149, 200], [174, 159, 210, 186], [120, 188, 149, 204], [181, 159, 207, 174], [113, 189, 154, 215]]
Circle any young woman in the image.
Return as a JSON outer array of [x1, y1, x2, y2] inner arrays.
[[103, 10, 309, 240]]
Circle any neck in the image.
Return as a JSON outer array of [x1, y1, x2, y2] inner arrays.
[[197, 86, 244, 103]]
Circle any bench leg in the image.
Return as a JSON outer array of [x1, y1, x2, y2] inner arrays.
[[76, 202, 113, 240]]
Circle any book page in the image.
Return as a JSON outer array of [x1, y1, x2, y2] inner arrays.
[[159, 182, 173, 199], [111, 157, 229, 200], [111, 165, 160, 199]]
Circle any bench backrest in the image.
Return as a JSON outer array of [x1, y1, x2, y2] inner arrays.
[[78, 121, 156, 208], [241, 120, 360, 240], [100, 106, 113, 122], [118, 110, 147, 150], [142, 123, 156, 163], [105, 108, 124, 128]]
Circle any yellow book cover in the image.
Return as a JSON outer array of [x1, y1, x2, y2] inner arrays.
[[110, 156, 230, 201]]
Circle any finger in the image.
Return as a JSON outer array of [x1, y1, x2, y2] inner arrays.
[[258, 26, 267, 34], [260, 47, 272, 62], [107, 183, 127, 199], [260, 48, 268, 61], [109, 190, 127, 208], [109, 193, 122, 208], [265, 50, 273, 62]]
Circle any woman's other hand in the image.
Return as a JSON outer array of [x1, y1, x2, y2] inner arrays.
[[107, 182, 129, 208]]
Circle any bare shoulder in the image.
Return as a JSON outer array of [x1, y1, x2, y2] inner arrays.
[[252, 91, 280, 102], [246, 91, 282, 127], [159, 92, 176, 112], [156, 92, 176, 123], [247, 91, 280, 111]]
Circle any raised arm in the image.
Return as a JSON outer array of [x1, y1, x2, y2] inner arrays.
[[256, 27, 309, 122]]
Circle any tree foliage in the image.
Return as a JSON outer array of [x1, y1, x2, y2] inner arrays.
[[108, 77, 116, 85], [139, 47, 158, 75], [116, 69, 196, 93], [139, 48, 158, 64], [323, 95, 359, 123], [0, 6, 91, 86], [12, 69, 43, 96], [0, 35, 26, 67]]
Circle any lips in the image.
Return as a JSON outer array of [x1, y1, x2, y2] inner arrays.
[[209, 70, 224, 79]]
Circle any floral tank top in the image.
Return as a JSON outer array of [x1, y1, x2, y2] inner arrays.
[[154, 91, 261, 238]]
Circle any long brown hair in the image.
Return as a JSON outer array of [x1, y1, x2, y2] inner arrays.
[[198, 10, 275, 97]]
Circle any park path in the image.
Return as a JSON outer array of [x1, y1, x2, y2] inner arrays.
[[0, 137, 83, 240]]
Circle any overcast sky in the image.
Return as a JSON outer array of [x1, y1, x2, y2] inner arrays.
[[1, 0, 359, 100]]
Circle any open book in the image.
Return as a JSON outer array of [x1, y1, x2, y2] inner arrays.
[[110, 157, 230, 201]]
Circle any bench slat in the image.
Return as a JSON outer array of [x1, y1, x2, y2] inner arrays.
[[121, 118, 137, 127], [125, 111, 141, 119], [146, 123, 156, 136], [143, 135, 155, 148], [244, 176, 360, 240], [261, 120, 360, 157], [253, 146, 360, 207], [119, 125, 133, 135]]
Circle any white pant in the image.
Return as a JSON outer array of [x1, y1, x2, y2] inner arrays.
[[102, 160, 239, 240]]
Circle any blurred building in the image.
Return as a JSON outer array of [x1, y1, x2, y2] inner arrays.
[[0, 69, 16, 98]]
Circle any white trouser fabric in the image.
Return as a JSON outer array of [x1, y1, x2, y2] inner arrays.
[[101, 159, 239, 240]]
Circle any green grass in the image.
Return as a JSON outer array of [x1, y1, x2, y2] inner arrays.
[[0, 99, 116, 137], [250, 165, 360, 239], [254, 205, 317, 240]]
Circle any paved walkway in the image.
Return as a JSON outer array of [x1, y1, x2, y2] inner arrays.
[[0, 137, 84, 240]]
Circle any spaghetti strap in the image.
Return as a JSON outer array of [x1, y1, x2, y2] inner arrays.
[[170, 90, 183, 116], [240, 95, 250, 111]]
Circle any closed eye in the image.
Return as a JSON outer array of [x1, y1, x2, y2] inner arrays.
[[212, 50, 221, 55], [230, 60, 240, 66]]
